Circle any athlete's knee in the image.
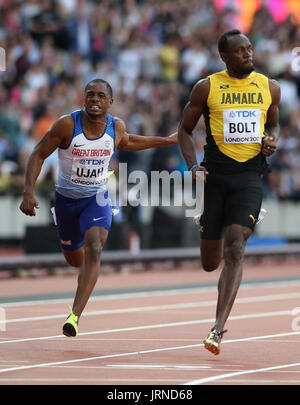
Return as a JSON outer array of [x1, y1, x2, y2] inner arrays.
[[85, 240, 104, 262], [223, 239, 244, 265]]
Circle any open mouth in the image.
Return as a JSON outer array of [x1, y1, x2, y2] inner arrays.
[[89, 105, 101, 112]]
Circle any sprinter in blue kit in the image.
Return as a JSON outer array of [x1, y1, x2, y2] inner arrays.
[[52, 108, 116, 252], [20, 78, 177, 337]]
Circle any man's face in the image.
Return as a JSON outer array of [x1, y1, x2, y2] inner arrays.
[[221, 34, 254, 75], [84, 82, 113, 117]]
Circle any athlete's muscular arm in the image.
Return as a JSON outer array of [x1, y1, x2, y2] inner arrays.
[[19, 115, 73, 216], [178, 78, 210, 179], [115, 117, 178, 151], [262, 79, 281, 157]]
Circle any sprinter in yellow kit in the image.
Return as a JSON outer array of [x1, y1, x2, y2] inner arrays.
[[205, 69, 272, 163], [178, 30, 280, 355]]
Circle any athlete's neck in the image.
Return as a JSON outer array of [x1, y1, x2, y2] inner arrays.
[[226, 68, 253, 80], [82, 109, 107, 126]]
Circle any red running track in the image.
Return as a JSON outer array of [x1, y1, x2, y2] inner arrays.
[[0, 258, 300, 386]]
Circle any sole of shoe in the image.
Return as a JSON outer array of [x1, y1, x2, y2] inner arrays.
[[63, 323, 77, 337], [203, 339, 220, 355]]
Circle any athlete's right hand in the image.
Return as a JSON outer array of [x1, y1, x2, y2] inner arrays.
[[19, 192, 40, 216], [190, 165, 209, 183]]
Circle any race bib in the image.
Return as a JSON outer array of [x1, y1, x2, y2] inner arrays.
[[71, 158, 108, 187], [223, 108, 261, 144]]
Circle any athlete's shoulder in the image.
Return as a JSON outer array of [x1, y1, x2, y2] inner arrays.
[[188, 77, 211, 107], [268, 77, 280, 90], [191, 77, 210, 94], [112, 116, 128, 148], [256, 72, 280, 98], [54, 113, 74, 127], [194, 77, 211, 87], [268, 78, 281, 104], [48, 113, 74, 136], [113, 116, 126, 131]]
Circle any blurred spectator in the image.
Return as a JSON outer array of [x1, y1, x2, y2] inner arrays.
[[33, 104, 58, 141], [0, 0, 299, 207], [29, 0, 70, 50], [180, 36, 208, 88], [69, 1, 93, 58], [0, 103, 21, 150], [117, 32, 142, 93], [158, 34, 180, 82], [277, 69, 299, 124]]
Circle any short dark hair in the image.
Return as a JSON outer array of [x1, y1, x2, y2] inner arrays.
[[218, 29, 242, 54], [84, 78, 113, 98]]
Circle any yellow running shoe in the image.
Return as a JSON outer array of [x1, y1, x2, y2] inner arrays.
[[203, 328, 227, 355], [62, 305, 78, 337]]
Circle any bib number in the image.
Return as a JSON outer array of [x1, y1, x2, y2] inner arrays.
[[223, 109, 261, 144]]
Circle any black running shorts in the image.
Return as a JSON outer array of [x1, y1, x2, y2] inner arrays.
[[199, 171, 263, 240]]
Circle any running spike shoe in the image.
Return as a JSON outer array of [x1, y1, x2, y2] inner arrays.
[[203, 328, 227, 355], [62, 305, 78, 337]]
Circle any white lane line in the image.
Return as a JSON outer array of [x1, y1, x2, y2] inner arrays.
[[2, 364, 300, 375], [71, 338, 201, 341], [0, 309, 293, 345], [0, 345, 202, 375], [1, 377, 296, 383], [53, 364, 212, 370], [0, 331, 300, 375], [4, 292, 300, 325], [106, 364, 212, 369], [184, 362, 300, 385], [0, 378, 186, 383], [0, 309, 295, 345], [2, 279, 300, 307], [52, 365, 244, 371]]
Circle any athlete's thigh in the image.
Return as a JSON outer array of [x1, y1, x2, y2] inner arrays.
[[53, 191, 85, 251], [224, 171, 263, 231], [200, 173, 226, 240], [79, 191, 112, 238]]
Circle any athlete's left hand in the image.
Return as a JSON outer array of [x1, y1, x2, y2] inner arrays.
[[191, 165, 209, 184], [262, 135, 276, 157]]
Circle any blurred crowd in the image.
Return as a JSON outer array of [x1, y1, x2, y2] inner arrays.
[[0, 0, 300, 201]]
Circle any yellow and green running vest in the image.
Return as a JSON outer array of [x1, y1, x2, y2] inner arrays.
[[202, 70, 272, 174]]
